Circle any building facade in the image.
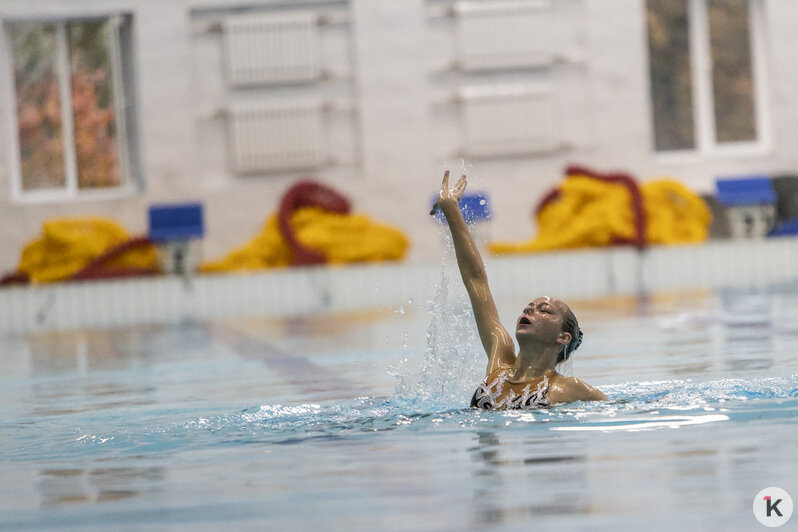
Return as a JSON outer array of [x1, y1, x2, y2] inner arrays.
[[2, 0, 797, 272]]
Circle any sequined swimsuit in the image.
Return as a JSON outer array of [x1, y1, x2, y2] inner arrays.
[[470, 370, 550, 410]]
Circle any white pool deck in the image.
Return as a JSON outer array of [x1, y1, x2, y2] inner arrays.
[[2, 237, 798, 334]]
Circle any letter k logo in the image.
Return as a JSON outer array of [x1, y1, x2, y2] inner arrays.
[[754, 487, 792, 527], [765, 496, 784, 517]]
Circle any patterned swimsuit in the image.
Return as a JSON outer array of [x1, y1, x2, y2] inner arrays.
[[470, 370, 550, 410]]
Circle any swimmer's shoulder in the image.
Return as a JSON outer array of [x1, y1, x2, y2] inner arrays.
[[550, 375, 607, 402], [485, 363, 513, 380]]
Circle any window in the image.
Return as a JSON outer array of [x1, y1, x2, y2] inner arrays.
[[646, 0, 766, 154], [6, 15, 139, 200]]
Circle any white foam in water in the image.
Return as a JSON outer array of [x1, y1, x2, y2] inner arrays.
[[551, 413, 731, 432]]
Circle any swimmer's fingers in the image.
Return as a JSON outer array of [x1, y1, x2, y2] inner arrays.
[[452, 174, 467, 201], [430, 170, 451, 215]]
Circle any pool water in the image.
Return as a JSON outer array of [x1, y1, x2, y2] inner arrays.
[[2, 280, 798, 530]]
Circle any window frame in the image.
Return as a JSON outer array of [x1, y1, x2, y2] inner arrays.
[[648, 0, 770, 162], [3, 14, 140, 204]]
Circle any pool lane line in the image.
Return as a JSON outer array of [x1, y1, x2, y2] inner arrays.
[[209, 322, 372, 402]]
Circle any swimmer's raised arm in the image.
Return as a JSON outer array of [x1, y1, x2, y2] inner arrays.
[[431, 171, 515, 372]]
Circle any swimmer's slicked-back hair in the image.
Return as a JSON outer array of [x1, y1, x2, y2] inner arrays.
[[557, 304, 582, 365]]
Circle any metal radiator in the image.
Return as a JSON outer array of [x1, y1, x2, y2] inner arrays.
[[227, 101, 323, 174], [223, 11, 320, 86], [455, 0, 552, 71]]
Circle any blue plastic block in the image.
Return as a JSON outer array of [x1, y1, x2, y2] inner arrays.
[[431, 192, 491, 223], [769, 217, 798, 236], [716, 176, 777, 206], [148, 203, 205, 242]]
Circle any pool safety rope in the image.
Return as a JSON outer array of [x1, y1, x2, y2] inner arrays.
[[200, 180, 409, 272], [489, 165, 711, 255]]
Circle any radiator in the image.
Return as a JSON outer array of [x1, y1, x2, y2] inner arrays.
[[461, 86, 555, 157], [455, 0, 551, 71], [227, 101, 323, 174], [222, 11, 320, 86]]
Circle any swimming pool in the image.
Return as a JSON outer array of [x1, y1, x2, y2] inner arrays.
[[1, 277, 797, 530]]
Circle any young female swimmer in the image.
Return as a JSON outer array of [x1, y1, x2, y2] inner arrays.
[[431, 171, 607, 409]]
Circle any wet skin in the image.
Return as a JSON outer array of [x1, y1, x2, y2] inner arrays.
[[433, 171, 606, 405], [516, 297, 571, 346]]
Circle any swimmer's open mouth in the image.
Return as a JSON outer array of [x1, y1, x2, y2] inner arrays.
[[519, 316, 531, 326]]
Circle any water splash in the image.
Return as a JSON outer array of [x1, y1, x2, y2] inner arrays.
[[390, 226, 483, 410], [557, 355, 574, 378]]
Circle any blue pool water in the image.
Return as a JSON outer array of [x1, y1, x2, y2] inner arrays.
[[2, 279, 798, 530]]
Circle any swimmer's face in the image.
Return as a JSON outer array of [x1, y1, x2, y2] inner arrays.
[[516, 296, 569, 345]]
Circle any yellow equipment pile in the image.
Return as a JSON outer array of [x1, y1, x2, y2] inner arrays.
[[17, 217, 156, 283], [490, 173, 711, 254], [201, 207, 409, 272]]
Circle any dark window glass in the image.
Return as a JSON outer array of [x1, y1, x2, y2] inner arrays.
[[709, 0, 757, 143], [647, 0, 696, 151], [10, 23, 66, 190]]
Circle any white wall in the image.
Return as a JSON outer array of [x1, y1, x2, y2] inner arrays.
[[0, 0, 195, 264], [2, 0, 798, 275]]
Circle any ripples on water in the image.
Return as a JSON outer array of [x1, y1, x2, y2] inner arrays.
[[225, 373, 798, 436], [21, 372, 785, 464]]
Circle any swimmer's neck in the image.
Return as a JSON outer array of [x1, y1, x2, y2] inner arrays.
[[509, 343, 560, 381]]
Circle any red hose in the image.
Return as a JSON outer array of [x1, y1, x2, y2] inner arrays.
[[277, 180, 351, 265], [0, 270, 30, 286], [69, 236, 160, 281]]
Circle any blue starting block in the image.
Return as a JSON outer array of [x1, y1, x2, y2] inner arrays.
[[715, 177, 777, 239], [148, 203, 205, 275], [431, 192, 491, 224], [148, 203, 205, 242], [715, 176, 777, 207]]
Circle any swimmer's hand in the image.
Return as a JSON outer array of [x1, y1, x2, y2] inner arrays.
[[430, 170, 467, 215]]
